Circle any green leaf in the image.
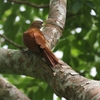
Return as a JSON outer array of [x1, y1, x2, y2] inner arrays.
[[72, 0, 84, 13], [0, 1, 11, 19], [34, 87, 44, 100], [44, 86, 53, 100], [62, 45, 71, 64], [3, 13, 16, 39], [88, 30, 97, 47], [85, 1, 95, 9]]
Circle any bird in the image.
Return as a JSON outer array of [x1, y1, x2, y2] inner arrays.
[[23, 20, 59, 67]]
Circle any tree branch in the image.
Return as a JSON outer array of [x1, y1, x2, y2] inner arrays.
[[0, 48, 100, 100], [0, 34, 23, 49], [0, 76, 30, 100], [7, 0, 49, 8], [42, 0, 66, 49]]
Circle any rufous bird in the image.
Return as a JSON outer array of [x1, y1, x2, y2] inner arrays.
[[23, 20, 59, 67]]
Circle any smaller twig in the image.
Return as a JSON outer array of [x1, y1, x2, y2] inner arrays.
[[7, 0, 49, 8], [0, 34, 23, 49]]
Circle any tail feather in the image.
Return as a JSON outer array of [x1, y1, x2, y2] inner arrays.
[[41, 47, 59, 67]]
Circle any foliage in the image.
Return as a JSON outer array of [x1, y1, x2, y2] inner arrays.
[[0, 0, 100, 100]]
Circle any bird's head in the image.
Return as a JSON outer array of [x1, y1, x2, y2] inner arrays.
[[30, 20, 43, 29]]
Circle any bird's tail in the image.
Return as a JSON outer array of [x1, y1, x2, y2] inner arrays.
[[41, 47, 59, 67]]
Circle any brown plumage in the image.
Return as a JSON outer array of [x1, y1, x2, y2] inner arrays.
[[23, 20, 59, 67]]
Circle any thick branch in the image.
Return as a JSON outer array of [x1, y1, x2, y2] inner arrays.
[[0, 76, 30, 100], [0, 48, 100, 100], [7, 0, 49, 8], [43, 0, 66, 49]]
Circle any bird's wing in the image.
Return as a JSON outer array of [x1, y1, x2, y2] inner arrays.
[[33, 29, 46, 49]]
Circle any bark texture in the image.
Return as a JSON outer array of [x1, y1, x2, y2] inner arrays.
[[0, 76, 30, 100]]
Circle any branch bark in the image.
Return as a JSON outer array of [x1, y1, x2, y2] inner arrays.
[[0, 48, 100, 100], [0, 76, 30, 100], [43, 0, 66, 49]]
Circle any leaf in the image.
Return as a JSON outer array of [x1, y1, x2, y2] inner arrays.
[[34, 87, 44, 100], [71, 56, 79, 68], [88, 30, 97, 47], [44, 86, 53, 100], [85, 1, 95, 9], [3, 13, 16, 39], [53, 38, 69, 52], [0, 1, 11, 19], [62, 45, 71, 64], [72, 0, 84, 13]]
